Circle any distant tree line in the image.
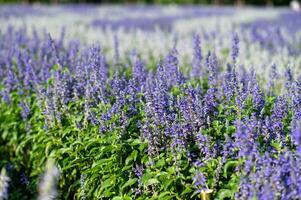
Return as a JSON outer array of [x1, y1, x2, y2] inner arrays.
[[0, 0, 296, 6]]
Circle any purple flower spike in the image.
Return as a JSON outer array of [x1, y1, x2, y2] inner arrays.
[[231, 32, 239, 63]]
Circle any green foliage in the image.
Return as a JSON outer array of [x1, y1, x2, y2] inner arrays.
[[1, 64, 296, 199], [0, 86, 225, 199]]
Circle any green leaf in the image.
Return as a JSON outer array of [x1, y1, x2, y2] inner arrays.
[[122, 196, 132, 200], [122, 178, 137, 191], [130, 139, 142, 146], [100, 176, 116, 191], [271, 140, 282, 152], [145, 178, 159, 186], [125, 150, 138, 165], [112, 197, 123, 200], [217, 189, 233, 199], [155, 158, 165, 168], [223, 160, 239, 178], [158, 191, 174, 199], [181, 185, 193, 195], [141, 172, 153, 184]]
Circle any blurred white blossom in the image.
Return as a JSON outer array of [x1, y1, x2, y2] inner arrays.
[[290, 0, 301, 11], [38, 160, 60, 200], [0, 168, 10, 200]]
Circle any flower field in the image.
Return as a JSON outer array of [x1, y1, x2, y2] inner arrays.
[[1, 5, 301, 200]]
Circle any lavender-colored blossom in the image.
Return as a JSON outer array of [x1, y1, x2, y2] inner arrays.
[[271, 96, 288, 141], [222, 134, 235, 159], [133, 164, 144, 182], [237, 152, 301, 200], [193, 171, 207, 194], [284, 66, 293, 91], [268, 63, 278, 95], [143, 66, 173, 155], [223, 63, 237, 101], [206, 51, 218, 87], [19, 101, 30, 121], [195, 132, 213, 161], [113, 35, 120, 64], [292, 77, 301, 120], [23, 57, 33, 89], [163, 47, 185, 86], [169, 121, 185, 151], [5, 68, 17, 93], [252, 82, 265, 113], [191, 33, 202, 77], [233, 118, 258, 160], [202, 88, 217, 119], [291, 120, 301, 155], [235, 82, 248, 110], [178, 86, 203, 129], [231, 33, 239, 63], [133, 164, 144, 195]]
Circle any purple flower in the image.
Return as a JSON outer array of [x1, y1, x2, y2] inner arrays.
[[163, 47, 185, 86], [252, 82, 265, 113], [178, 86, 203, 128], [191, 33, 202, 77], [284, 67, 293, 91], [193, 171, 207, 194], [291, 77, 301, 120], [206, 51, 218, 87], [133, 164, 144, 182], [268, 63, 278, 95], [291, 120, 301, 155], [231, 33, 239, 63], [271, 96, 288, 141], [223, 63, 237, 101], [19, 101, 30, 121], [202, 88, 217, 119], [222, 135, 235, 159], [195, 132, 213, 161], [113, 35, 120, 64], [233, 118, 258, 160], [169, 121, 185, 151]]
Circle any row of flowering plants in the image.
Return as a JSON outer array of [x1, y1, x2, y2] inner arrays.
[[1, 7, 301, 200]]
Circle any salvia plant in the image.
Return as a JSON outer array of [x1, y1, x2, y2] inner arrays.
[[1, 4, 301, 200]]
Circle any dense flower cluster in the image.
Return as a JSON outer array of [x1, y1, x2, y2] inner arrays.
[[1, 5, 301, 200]]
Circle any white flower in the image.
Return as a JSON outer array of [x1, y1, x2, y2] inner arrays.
[[38, 160, 60, 200], [0, 168, 10, 200], [290, 0, 301, 11]]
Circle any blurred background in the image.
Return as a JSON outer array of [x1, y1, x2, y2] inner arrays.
[[0, 0, 297, 6]]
